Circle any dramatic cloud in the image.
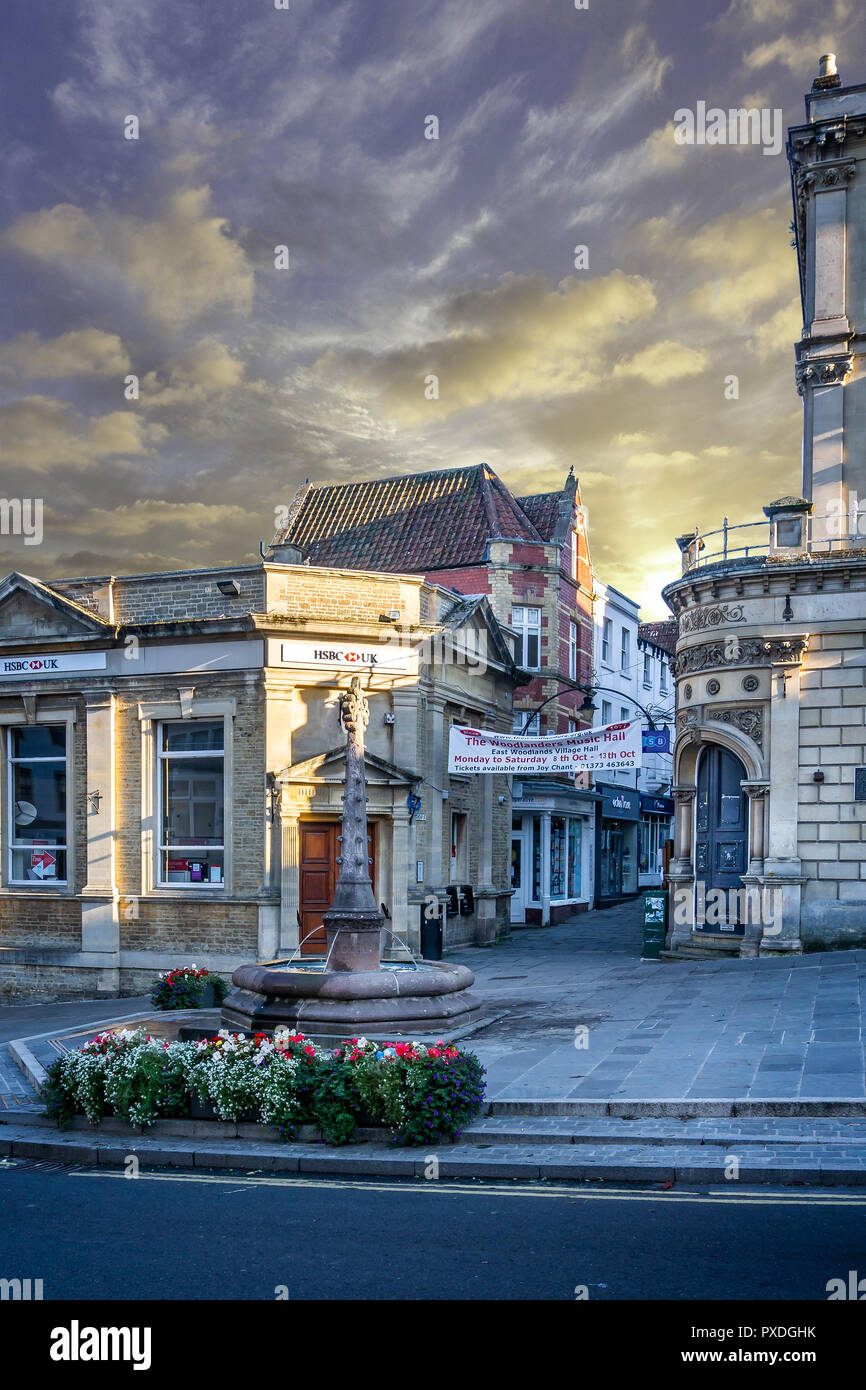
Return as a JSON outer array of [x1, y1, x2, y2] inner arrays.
[[0, 330, 130, 378], [4, 188, 254, 326], [1, 1, 863, 615]]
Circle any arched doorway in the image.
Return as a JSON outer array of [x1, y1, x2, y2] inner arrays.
[[694, 744, 748, 935]]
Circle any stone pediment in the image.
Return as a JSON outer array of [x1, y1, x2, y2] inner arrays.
[[0, 573, 112, 645], [279, 746, 416, 787]]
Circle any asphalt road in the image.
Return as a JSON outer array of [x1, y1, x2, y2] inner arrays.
[[2, 1159, 865, 1302]]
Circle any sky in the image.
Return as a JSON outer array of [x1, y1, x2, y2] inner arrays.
[[0, 0, 863, 618]]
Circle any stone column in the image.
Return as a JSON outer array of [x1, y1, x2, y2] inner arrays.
[[667, 784, 696, 949], [278, 794, 300, 954], [390, 804, 412, 952], [741, 782, 770, 957], [80, 692, 120, 971], [760, 663, 805, 952], [475, 767, 497, 945], [540, 810, 552, 926], [427, 696, 446, 888], [743, 781, 770, 875]]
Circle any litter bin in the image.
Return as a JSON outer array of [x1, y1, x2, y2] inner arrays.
[[642, 888, 667, 959], [420, 903, 444, 960]]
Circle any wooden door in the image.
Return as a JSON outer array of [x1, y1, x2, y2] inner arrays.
[[298, 821, 377, 955], [694, 746, 748, 934]]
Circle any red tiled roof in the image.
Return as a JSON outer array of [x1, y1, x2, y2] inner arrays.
[[516, 492, 562, 541], [275, 465, 544, 573], [639, 620, 678, 656]]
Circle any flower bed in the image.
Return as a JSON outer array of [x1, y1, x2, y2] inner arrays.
[[42, 1029, 485, 1146], [150, 965, 229, 1011]]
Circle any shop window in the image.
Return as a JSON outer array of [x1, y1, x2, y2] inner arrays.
[[8, 724, 67, 884], [512, 606, 541, 670], [450, 811, 468, 884], [568, 819, 582, 898], [158, 720, 225, 886]]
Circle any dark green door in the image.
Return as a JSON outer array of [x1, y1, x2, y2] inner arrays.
[[694, 745, 747, 935]]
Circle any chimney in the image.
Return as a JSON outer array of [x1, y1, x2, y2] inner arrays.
[[812, 54, 841, 90]]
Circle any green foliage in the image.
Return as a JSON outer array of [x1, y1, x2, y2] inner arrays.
[[43, 1028, 486, 1145]]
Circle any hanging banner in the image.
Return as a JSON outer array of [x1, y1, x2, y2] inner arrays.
[[448, 719, 642, 774]]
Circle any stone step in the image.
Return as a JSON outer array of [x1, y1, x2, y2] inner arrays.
[[464, 1115, 866, 1147], [487, 1097, 866, 1117], [2, 1122, 865, 1185]]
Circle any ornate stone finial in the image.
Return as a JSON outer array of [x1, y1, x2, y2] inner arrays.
[[340, 676, 370, 738], [813, 54, 841, 90]]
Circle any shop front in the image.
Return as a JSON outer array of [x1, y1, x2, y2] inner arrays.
[[596, 782, 640, 905], [510, 778, 598, 925], [639, 793, 675, 888]]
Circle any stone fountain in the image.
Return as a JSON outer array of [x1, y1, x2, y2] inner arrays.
[[221, 677, 480, 1039]]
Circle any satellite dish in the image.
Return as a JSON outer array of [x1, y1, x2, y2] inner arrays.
[[14, 800, 37, 826]]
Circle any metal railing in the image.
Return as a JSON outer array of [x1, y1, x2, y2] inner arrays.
[[682, 513, 866, 572]]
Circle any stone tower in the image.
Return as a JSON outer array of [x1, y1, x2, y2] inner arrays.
[[788, 55, 866, 541]]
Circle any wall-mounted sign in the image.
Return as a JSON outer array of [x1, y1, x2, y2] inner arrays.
[[448, 720, 641, 775], [279, 639, 417, 672], [642, 727, 670, 753], [599, 783, 641, 821], [0, 651, 107, 678]]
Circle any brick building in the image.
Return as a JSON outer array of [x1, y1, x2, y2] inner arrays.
[[0, 559, 520, 1001], [274, 462, 600, 922]]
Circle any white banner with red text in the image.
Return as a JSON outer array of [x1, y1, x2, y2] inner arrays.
[[448, 719, 642, 774]]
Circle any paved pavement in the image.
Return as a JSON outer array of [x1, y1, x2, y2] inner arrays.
[[451, 902, 866, 1104], [5, 900, 866, 1182]]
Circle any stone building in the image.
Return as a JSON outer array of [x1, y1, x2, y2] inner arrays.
[[274, 462, 600, 923], [0, 557, 520, 1002], [661, 58, 866, 957]]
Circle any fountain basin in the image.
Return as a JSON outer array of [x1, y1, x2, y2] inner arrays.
[[221, 958, 481, 1038]]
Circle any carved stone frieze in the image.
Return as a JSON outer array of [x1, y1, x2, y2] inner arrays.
[[679, 602, 746, 636], [707, 705, 764, 750], [796, 355, 854, 395], [672, 636, 808, 678]]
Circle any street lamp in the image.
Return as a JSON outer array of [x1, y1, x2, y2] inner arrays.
[[519, 680, 659, 734]]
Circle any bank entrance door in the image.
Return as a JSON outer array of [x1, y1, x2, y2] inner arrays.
[[694, 745, 747, 935], [510, 832, 525, 922], [601, 820, 624, 897], [298, 821, 376, 955]]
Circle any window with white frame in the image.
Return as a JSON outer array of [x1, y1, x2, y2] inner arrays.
[[513, 710, 540, 735], [620, 627, 630, 672], [158, 720, 225, 886], [8, 725, 67, 884], [601, 699, 612, 726], [601, 617, 612, 665], [660, 660, 668, 693], [568, 620, 578, 681], [570, 531, 578, 580], [512, 606, 541, 669], [643, 653, 652, 687], [620, 706, 630, 724]]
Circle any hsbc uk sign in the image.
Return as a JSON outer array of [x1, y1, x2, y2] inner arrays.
[[280, 639, 417, 673], [0, 651, 107, 678]]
